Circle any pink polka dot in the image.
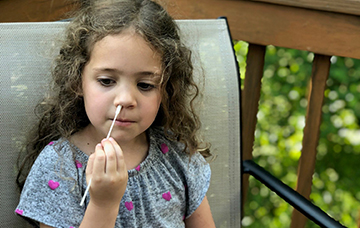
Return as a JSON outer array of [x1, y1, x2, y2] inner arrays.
[[125, 201, 133, 211], [135, 165, 141, 171], [48, 141, 54, 145], [48, 180, 60, 190], [15, 209, 23, 215], [162, 191, 172, 201], [161, 143, 169, 154], [75, 160, 83, 168]]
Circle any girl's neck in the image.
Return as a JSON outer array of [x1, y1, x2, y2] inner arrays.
[[70, 125, 149, 170]]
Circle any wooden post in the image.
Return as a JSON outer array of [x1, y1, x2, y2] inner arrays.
[[290, 54, 331, 228], [241, 43, 266, 214]]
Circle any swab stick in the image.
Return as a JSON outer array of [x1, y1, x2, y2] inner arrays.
[[107, 105, 122, 139], [80, 105, 122, 206], [80, 178, 91, 206]]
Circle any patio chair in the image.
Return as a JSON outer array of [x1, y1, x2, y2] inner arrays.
[[0, 19, 344, 227]]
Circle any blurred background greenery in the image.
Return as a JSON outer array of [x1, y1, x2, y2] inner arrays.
[[235, 40, 360, 228]]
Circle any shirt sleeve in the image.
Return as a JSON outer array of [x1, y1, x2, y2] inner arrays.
[[15, 143, 85, 228], [185, 152, 211, 218]]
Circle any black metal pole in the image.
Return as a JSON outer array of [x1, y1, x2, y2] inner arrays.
[[242, 160, 346, 228]]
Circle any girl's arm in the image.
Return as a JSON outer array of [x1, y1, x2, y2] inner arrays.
[[185, 196, 216, 228], [79, 138, 128, 228], [40, 196, 120, 227], [40, 138, 127, 228], [40, 202, 120, 228], [40, 201, 120, 228], [40, 194, 121, 228]]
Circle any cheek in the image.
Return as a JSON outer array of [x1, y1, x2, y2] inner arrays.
[[144, 95, 162, 119], [84, 100, 101, 124], [155, 94, 162, 112], [83, 92, 108, 123]]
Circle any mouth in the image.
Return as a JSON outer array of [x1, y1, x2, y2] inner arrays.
[[113, 118, 135, 126], [114, 118, 133, 122]]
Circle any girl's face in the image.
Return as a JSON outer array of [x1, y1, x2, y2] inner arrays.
[[81, 30, 162, 145]]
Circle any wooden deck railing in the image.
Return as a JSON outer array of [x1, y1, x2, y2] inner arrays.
[[2, 0, 360, 227], [166, 1, 360, 227]]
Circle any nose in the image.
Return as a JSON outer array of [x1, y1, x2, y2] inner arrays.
[[114, 85, 137, 109]]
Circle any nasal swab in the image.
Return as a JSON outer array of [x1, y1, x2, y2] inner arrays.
[[107, 105, 122, 139], [80, 105, 122, 206], [80, 179, 91, 206]]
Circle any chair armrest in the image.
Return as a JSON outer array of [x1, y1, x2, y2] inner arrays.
[[243, 160, 345, 228]]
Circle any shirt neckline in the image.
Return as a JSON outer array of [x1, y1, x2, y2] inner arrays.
[[64, 128, 158, 178]]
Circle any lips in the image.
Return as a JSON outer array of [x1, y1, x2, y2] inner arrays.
[[115, 118, 134, 122], [113, 118, 134, 126], [109, 115, 132, 122]]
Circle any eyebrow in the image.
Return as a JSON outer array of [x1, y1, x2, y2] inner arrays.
[[93, 68, 161, 78]]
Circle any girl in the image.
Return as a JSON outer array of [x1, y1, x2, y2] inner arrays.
[[15, 0, 215, 227]]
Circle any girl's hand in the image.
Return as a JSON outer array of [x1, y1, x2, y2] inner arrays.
[[86, 137, 128, 208]]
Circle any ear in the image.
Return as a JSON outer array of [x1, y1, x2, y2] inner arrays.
[[77, 88, 84, 97], [76, 74, 84, 97], [75, 85, 83, 97]]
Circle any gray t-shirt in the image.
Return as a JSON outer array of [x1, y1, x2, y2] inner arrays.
[[15, 127, 211, 228]]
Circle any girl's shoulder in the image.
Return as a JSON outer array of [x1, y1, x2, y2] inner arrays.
[[146, 127, 211, 219], [150, 126, 185, 151], [149, 126, 188, 161], [148, 126, 209, 173], [33, 138, 88, 176], [16, 139, 86, 227], [37, 139, 72, 159]]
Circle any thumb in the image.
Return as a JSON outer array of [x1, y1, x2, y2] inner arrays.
[[86, 153, 95, 183]]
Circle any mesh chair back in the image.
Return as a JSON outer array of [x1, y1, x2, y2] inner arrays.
[[0, 19, 241, 227]]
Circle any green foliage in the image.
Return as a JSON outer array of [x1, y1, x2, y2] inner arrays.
[[235, 40, 360, 227]]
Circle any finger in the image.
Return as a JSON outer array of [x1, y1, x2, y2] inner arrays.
[[86, 153, 95, 177], [93, 143, 106, 176], [109, 137, 125, 172], [101, 138, 117, 174]]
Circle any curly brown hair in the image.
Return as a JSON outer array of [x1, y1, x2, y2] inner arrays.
[[16, 0, 210, 191]]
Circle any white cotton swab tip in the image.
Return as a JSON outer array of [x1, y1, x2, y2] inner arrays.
[[80, 105, 122, 206]]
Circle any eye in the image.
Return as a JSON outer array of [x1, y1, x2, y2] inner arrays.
[[98, 78, 115, 87], [138, 82, 155, 91]]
